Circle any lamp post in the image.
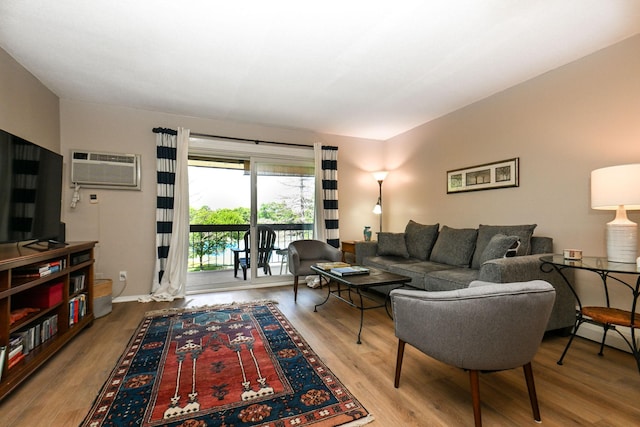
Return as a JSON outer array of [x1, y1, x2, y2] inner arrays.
[[591, 164, 640, 263], [372, 171, 388, 234]]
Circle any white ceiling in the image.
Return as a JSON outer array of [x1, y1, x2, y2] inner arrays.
[[1, 1, 639, 141]]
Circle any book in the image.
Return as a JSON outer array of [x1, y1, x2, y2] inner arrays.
[[8, 353, 25, 370], [13, 259, 64, 279], [0, 346, 5, 380], [316, 262, 351, 271], [330, 266, 370, 276], [8, 344, 22, 360], [70, 274, 86, 293]]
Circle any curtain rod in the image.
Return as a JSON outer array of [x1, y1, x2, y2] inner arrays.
[[190, 132, 312, 149], [153, 127, 312, 149]]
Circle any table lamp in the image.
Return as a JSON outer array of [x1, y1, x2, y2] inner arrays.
[[591, 164, 640, 263]]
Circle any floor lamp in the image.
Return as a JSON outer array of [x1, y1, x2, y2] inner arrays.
[[372, 171, 388, 234], [591, 164, 640, 263]]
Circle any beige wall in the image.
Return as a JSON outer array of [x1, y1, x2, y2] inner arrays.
[[59, 100, 383, 297], [384, 34, 640, 310], [0, 48, 60, 151]]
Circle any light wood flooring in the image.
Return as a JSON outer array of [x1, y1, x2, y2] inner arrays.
[[1, 284, 640, 426]]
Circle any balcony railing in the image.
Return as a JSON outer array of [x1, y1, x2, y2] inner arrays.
[[189, 223, 313, 271]]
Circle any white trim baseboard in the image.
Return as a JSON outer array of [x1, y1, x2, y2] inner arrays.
[[576, 322, 636, 354], [112, 281, 292, 303]]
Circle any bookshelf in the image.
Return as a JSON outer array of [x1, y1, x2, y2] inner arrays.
[[0, 241, 96, 401]]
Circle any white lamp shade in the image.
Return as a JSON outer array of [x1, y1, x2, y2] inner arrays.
[[372, 171, 388, 181], [591, 164, 640, 210]]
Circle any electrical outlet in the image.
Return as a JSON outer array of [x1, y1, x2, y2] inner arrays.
[[119, 271, 127, 281]]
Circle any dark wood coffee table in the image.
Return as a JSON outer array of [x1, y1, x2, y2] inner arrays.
[[310, 265, 412, 344]]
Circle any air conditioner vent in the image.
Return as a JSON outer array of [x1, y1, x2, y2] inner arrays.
[[71, 149, 141, 190], [89, 153, 136, 164]]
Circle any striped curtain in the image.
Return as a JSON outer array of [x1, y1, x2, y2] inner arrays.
[[143, 127, 190, 302], [314, 143, 340, 248]]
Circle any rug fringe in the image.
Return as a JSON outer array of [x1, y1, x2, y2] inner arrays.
[[144, 299, 278, 317], [340, 414, 375, 427]]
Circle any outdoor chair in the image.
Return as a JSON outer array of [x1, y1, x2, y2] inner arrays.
[[232, 225, 276, 280], [288, 239, 342, 302], [391, 280, 556, 427]]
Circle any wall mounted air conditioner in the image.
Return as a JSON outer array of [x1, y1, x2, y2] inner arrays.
[[71, 150, 141, 190]]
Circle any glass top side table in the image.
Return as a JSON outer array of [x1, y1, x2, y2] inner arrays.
[[539, 255, 640, 373]]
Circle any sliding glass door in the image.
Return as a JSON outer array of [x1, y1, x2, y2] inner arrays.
[[252, 158, 315, 279], [187, 137, 314, 290]]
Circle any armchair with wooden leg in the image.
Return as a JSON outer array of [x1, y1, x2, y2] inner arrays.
[[391, 280, 556, 427], [288, 240, 342, 302]]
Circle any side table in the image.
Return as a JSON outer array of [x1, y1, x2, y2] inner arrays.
[[540, 255, 640, 372], [341, 240, 356, 263]]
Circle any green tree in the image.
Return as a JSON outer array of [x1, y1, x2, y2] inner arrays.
[[212, 207, 250, 224], [259, 201, 297, 223], [189, 206, 252, 270]]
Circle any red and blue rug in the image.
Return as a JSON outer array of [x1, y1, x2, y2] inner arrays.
[[81, 302, 373, 427]]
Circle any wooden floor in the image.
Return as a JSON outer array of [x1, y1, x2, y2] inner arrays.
[[2, 284, 640, 426]]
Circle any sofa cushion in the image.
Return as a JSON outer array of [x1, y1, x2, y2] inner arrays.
[[471, 224, 537, 269], [478, 234, 520, 265], [404, 220, 439, 260], [429, 226, 478, 267], [377, 232, 410, 258], [424, 268, 480, 291], [362, 255, 421, 270]]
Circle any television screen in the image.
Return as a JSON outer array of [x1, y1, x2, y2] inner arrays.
[[0, 128, 63, 245]]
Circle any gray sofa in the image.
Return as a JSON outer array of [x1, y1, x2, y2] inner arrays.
[[355, 221, 576, 332]]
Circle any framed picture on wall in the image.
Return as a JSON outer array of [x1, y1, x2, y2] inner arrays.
[[447, 158, 519, 193]]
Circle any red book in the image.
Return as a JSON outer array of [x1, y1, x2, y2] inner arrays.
[[8, 353, 25, 369]]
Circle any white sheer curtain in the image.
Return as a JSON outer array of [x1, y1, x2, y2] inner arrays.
[[140, 127, 190, 302]]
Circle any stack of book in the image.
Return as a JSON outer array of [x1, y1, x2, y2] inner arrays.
[[315, 261, 351, 271], [13, 259, 65, 279], [69, 294, 87, 325], [330, 265, 370, 276], [7, 336, 25, 369], [8, 314, 60, 370], [315, 262, 371, 276], [70, 273, 86, 293]]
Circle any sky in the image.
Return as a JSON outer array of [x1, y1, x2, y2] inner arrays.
[[188, 167, 250, 209], [188, 166, 312, 210]]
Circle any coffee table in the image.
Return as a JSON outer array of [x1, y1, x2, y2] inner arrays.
[[310, 265, 412, 344]]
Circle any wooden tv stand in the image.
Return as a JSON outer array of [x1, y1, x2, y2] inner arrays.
[[0, 241, 96, 401]]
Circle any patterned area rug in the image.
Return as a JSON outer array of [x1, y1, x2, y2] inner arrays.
[[81, 302, 374, 427]]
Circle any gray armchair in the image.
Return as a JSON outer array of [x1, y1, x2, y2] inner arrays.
[[391, 280, 556, 427], [288, 240, 342, 302]]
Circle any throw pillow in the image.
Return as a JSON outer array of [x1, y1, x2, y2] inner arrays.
[[478, 234, 521, 265], [377, 232, 410, 258], [404, 220, 439, 260], [429, 226, 478, 267], [471, 224, 537, 269]]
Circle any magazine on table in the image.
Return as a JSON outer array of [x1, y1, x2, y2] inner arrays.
[[315, 261, 351, 271], [330, 266, 370, 276]]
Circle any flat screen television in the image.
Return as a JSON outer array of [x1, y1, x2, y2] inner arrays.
[[0, 128, 63, 245]]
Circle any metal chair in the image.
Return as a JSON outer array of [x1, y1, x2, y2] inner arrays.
[[391, 280, 556, 427], [233, 225, 276, 280]]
